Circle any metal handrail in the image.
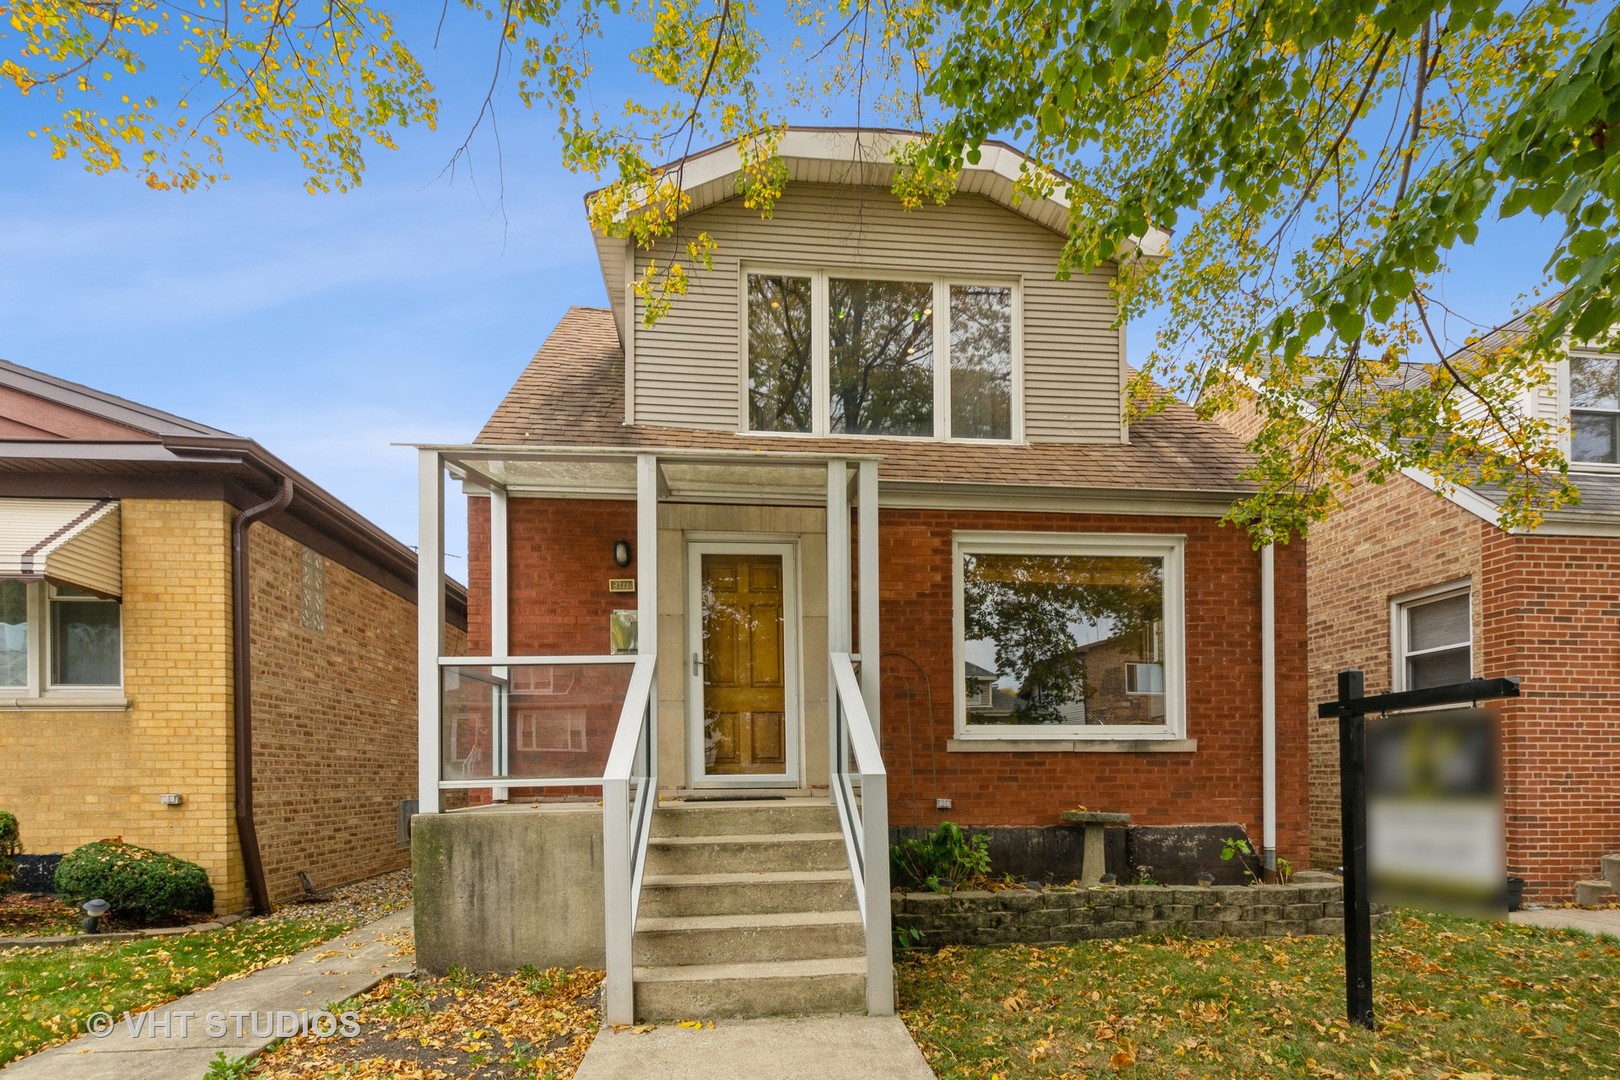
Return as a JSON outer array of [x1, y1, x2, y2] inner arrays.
[[601, 654, 657, 1026], [829, 651, 894, 1017]]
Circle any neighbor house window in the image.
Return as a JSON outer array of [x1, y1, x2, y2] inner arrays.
[[955, 533, 1185, 739], [1394, 585, 1471, 691], [0, 581, 122, 695], [746, 270, 1017, 440], [1570, 354, 1620, 465]]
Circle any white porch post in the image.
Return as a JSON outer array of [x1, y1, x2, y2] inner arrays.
[[637, 454, 659, 659], [827, 460, 851, 780], [491, 484, 510, 803], [416, 449, 445, 815], [856, 459, 880, 741]]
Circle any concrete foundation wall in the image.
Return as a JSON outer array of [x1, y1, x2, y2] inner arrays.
[[412, 806, 606, 973]]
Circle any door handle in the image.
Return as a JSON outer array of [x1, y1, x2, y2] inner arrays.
[[692, 651, 705, 676]]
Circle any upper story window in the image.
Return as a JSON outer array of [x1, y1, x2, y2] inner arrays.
[[1570, 354, 1620, 465], [1, 580, 123, 695], [746, 271, 1017, 441]]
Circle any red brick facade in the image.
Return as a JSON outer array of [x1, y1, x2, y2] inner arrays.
[[1307, 471, 1620, 901], [471, 496, 1311, 865]]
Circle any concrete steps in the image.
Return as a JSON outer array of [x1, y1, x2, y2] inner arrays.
[[1571, 853, 1620, 908], [632, 799, 866, 1020]]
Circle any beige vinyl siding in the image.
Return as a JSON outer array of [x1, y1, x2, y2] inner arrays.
[[630, 186, 1123, 443]]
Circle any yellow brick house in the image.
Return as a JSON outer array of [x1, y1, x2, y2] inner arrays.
[[0, 359, 466, 913]]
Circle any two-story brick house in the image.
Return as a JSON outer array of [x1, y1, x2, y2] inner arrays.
[[410, 129, 1308, 1022], [1292, 313, 1620, 904]]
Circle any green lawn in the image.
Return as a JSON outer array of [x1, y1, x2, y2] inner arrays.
[[0, 915, 353, 1066], [898, 911, 1620, 1079]]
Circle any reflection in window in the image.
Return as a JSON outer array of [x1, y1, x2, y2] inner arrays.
[[949, 285, 1012, 439], [1571, 355, 1620, 464], [962, 552, 1166, 727], [748, 274, 814, 433], [829, 278, 935, 437], [49, 586, 121, 687], [0, 581, 26, 688]]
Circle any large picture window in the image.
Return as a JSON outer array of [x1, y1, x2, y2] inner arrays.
[[954, 533, 1185, 739], [1570, 354, 1620, 465], [745, 270, 1017, 440]]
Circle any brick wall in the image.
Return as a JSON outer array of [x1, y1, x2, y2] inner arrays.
[[1484, 530, 1620, 899], [247, 523, 465, 904], [876, 508, 1310, 865], [0, 499, 245, 910], [1304, 474, 1487, 870]]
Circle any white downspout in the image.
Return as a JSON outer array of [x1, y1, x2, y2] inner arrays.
[[1260, 542, 1277, 873]]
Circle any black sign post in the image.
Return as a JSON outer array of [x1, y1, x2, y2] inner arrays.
[[1317, 670, 1520, 1031]]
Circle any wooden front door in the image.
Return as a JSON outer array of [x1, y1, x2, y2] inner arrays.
[[692, 547, 797, 781]]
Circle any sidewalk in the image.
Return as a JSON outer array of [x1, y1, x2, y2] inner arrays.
[[1510, 906, 1620, 937], [1, 909, 414, 1080], [575, 1015, 937, 1079]]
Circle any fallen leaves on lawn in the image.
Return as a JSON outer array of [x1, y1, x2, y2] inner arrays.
[[248, 966, 602, 1079]]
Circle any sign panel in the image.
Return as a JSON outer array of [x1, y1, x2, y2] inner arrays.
[[1366, 706, 1504, 916]]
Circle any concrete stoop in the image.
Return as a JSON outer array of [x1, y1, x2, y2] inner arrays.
[[633, 799, 866, 1020], [1572, 853, 1620, 908]]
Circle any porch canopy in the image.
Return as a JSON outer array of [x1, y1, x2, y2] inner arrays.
[[412, 443, 884, 810]]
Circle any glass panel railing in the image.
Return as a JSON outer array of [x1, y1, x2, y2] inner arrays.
[[440, 662, 635, 784]]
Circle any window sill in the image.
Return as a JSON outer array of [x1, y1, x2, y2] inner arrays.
[[946, 737, 1196, 754], [0, 694, 130, 713]]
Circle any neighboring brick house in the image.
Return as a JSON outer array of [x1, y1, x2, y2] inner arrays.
[[412, 129, 1308, 1020], [1223, 318, 1620, 904], [0, 360, 466, 913]]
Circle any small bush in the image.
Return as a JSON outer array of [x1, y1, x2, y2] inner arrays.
[[54, 840, 213, 923], [0, 811, 18, 893], [890, 821, 993, 892]]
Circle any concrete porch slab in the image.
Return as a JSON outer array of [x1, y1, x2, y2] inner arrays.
[[1509, 907, 1620, 937], [574, 1015, 936, 1079]]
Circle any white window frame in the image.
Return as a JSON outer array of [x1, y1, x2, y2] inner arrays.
[[1390, 580, 1473, 693], [1565, 351, 1620, 474], [951, 531, 1186, 742], [739, 264, 1025, 443], [0, 580, 125, 701]]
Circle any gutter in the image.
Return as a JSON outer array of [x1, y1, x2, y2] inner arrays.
[[232, 475, 295, 915], [1260, 543, 1277, 873]]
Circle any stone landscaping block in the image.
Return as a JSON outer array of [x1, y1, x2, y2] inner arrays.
[[1284, 903, 1323, 921], [904, 891, 950, 912], [1324, 901, 1344, 917], [1308, 918, 1345, 936], [1247, 905, 1283, 923], [1294, 885, 1342, 904], [1185, 921, 1223, 939], [1206, 904, 1245, 922], [1000, 889, 1044, 912], [1166, 886, 1207, 905], [1264, 921, 1304, 937], [1024, 907, 1068, 928], [1156, 904, 1196, 922], [1094, 920, 1138, 939], [951, 890, 996, 911]]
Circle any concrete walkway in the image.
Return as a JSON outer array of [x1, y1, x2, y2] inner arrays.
[[1, 910, 414, 1080], [1510, 906, 1620, 937], [575, 1015, 937, 1079]]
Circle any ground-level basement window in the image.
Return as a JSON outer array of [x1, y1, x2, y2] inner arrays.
[[953, 532, 1186, 741], [1393, 584, 1472, 691], [0, 580, 123, 695]]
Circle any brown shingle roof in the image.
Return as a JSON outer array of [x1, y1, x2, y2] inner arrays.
[[478, 307, 1256, 496]]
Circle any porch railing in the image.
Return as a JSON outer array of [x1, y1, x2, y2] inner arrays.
[[830, 651, 894, 1016], [435, 651, 656, 1026], [601, 654, 658, 1026]]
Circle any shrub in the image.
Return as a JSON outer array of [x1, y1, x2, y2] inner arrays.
[[890, 821, 993, 893], [0, 811, 18, 893], [54, 840, 213, 923]]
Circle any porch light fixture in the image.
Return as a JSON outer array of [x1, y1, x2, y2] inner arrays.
[[613, 539, 632, 567], [82, 898, 109, 934]]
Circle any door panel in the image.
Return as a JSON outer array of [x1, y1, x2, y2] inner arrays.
[[700, 552, 789, 776]]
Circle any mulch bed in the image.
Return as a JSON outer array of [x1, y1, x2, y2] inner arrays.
[[0, 894, 80, 937], [246, 967, 602, 1079]]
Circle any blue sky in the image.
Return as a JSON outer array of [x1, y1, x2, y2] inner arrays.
[[0, 11, 1565, 578]]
